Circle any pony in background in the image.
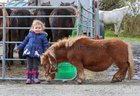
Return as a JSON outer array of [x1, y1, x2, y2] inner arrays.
[[8, 9, 33, 66], [41, 36, 134, 84], [35, 1, 53, 42], [49, 2, 76, 42], [99, 6, 130, 36]]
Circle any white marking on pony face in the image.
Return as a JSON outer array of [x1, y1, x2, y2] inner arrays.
[[48, 56, 53, 65]]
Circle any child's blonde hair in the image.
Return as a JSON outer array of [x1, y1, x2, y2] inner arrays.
[[30, 20, 45, 31]]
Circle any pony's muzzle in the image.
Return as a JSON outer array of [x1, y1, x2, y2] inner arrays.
[[45, 75, 52, 81]]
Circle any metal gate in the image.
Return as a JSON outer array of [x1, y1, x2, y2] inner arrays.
[[0, 0, 99, 80]]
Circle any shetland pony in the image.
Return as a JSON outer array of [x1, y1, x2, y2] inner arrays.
[[41, 36, 134, 83], [8, 9, 32, 66], [99, 6, 129, 36], [49, 2, 76, 42]]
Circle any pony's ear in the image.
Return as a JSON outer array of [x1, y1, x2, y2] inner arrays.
[[71, 1, 75, 5], [60, 2, 64, 6]]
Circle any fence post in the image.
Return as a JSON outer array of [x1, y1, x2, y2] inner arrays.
[[90, 0, 93, 38], [94, 0, 100, 39], [2, 6, 7, 80]]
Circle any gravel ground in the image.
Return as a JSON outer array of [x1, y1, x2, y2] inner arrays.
[[0, 80, 140, 96], [1, 40, 140, 96]]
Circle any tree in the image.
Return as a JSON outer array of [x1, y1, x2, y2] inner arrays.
[[99, 0, 125, 10]]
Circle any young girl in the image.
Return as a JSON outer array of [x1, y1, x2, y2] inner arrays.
[[16, 20, 48, 84]]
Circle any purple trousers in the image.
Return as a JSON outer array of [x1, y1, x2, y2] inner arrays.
[[25, 57, 40, 79], [26, 57, 40, 72]]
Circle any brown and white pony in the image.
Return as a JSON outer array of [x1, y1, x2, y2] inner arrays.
[[41, 36, 134, 84]]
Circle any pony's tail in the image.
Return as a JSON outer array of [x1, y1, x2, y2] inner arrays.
[[127, 44, 134, 80]]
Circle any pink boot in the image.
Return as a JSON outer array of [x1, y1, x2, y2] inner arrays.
[[33, 78, 40, 84], [32, 71, 40, 84], [26, 79, 32, 84], [25, 71, 33, 84]]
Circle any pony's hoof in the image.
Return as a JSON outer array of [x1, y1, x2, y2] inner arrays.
[[45, 76, 52, 81], [76, 78, 83, 84], [111, 77, 122, 83]]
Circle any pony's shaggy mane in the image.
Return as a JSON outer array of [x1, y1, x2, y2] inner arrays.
[[50, 38, 68, 49], [48, 35, 88, 50], [44, 35, 89, 55], [43, 38, 68, 60], [44, 35, 88, 56], [66, 35, 88, 47]]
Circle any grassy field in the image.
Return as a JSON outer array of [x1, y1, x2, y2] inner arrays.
[[105, 29, 140, 42]]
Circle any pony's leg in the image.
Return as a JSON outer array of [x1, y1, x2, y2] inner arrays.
[[72, 61, 85, 84], [6, 30, 11, 70], [6, 43, 15, 70], [6, 43, 10, 70], [114, 24, 117, 36], [18, 48, 25, 65], [114, 22, 121, 36], [9, 43, 15, 66], [111, 62, 129, 83], [114, 24, 119, 36]]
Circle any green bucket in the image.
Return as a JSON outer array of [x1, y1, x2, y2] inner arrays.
[[55, 62, 77, 80]]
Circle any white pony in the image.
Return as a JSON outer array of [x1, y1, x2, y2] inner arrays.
[[99, 6, 130, 36]]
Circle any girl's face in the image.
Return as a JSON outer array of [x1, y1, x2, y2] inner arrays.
[[33, 25, 43, 33]]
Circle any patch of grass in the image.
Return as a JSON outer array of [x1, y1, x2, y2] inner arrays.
[[105, 29, 116, 37], [105, 29, 140, 42], [120, 37, 140, 42]]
